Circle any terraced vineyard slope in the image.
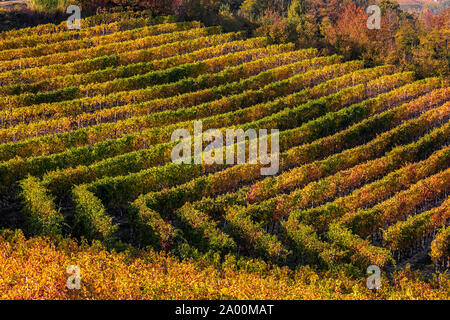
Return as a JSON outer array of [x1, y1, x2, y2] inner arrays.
[[0, 10, 448, 279]]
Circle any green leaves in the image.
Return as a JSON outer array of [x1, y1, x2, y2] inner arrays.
[[72, 185, 118, 244]]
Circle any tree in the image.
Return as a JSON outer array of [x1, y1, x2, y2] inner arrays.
[[395, 20, 419, 65], [412, 8, 450, 77]]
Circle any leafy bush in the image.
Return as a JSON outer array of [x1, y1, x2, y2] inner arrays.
[[27, 0, 69, 12]]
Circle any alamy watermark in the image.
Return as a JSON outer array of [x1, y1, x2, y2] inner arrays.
[[171, 121, 280, 176], [367, 5, 381, 30], [66, 265, 81, 290], [67, 5, 81, 30], [366, 265, 381, 290]]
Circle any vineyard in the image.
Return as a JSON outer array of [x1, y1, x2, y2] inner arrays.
[[0, 10, 448, 299]]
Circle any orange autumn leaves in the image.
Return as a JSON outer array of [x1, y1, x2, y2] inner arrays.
[[0, 230, 448, 300]]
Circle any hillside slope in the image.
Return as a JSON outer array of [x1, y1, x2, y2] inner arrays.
[[0, 10, 448, 298]]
